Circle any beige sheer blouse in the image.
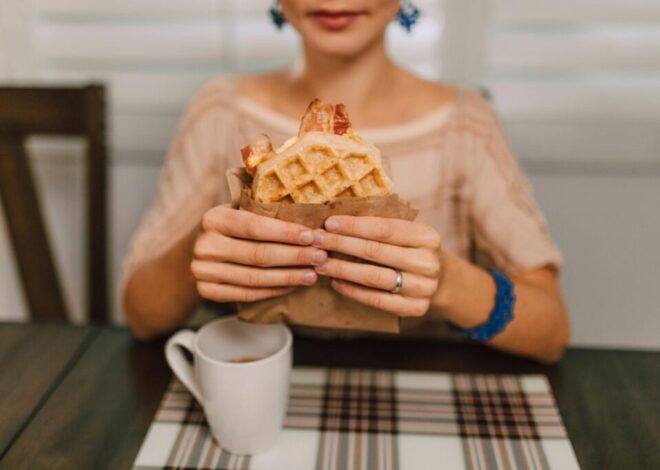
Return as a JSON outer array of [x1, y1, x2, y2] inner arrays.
[[120, 75, 562, 335]]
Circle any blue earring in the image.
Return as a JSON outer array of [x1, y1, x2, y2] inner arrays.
[[269, 0, 286, 30], [396, 0, 421, 32]]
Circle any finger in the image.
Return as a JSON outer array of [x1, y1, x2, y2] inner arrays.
[[192, 260, 317, 287], [325, 216, 440, 249], [196, 282, 295, 303], [315, 258, 437, 297], [313, 231, 439, 277], [330, 280, 429, 318], [204, 206, 314, 245], [195, 233, 327, 267]]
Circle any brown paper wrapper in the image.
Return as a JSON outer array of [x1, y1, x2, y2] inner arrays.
[[226, 168, 419, 333]]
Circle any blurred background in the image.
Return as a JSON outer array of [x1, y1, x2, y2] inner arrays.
[[0, 0, 658, 349]]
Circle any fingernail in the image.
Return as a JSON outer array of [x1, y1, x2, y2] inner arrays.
[[315, 263, 327, 274], [299, 230, 313, 244], [331, 279, 343, 289], [303, 271, 316, 285], [313, 230, 324, 246], [312, 250, 327, 265], [325, 218, 339, 231]]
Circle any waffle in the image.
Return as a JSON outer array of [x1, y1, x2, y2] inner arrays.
[[241, 99, 394, 204]]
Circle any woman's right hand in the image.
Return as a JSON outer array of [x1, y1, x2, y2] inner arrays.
[[191, 205, 326, 303]]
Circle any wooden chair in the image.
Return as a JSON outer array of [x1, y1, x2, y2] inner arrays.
[[0, 85, 108, 323]]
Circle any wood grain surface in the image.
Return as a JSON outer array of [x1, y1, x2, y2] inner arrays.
[[0, 327, 170, 470], [0, 323, 92, 458]]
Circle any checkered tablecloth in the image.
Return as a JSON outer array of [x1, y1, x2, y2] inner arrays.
[[133, 368, 580, 470]]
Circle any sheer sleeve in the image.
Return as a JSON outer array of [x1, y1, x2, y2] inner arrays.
[[461, 91, 563, 274], [118, 77, 237, 294]]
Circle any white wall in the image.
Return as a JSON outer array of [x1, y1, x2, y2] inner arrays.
[[530, 170, 660, 349]]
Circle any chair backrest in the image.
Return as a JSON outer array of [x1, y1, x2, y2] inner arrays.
[[0, 85, 108, 323]]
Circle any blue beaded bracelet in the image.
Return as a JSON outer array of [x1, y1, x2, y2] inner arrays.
[[450, 270, 516, 341]]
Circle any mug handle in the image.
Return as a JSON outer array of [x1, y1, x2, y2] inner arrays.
[[165, 330, 203, 403]]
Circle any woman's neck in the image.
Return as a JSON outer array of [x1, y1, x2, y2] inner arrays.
[[289, 37, 402, 114], [240, 36, 452, 128]]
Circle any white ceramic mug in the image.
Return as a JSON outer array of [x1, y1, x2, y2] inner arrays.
[[165, 316, 292, 455]]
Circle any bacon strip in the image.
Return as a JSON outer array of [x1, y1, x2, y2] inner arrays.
[[241, 134, 274, 176], [244, 100, 354, 174], [298, 99, 335, 135], [333, 104, 351, 135]]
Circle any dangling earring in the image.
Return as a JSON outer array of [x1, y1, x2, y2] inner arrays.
[[269, 0, 286, 30], [396, 0, 420, 32]]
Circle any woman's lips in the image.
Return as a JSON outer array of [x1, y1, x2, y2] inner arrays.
[[308, 10, 365, 30]]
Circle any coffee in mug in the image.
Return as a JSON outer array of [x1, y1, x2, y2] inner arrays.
[[165, 316, 292, 455], [228, 357, 262, 363]]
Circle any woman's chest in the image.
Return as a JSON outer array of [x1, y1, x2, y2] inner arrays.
[[382, 134, 464, 212]]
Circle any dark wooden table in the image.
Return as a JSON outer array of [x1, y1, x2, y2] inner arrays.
[[0, 322, 657, 469]]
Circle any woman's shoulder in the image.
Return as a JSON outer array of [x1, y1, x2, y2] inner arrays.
[[395, 71, 457, 119], [440, 85, 504, 141], [193, 74, 239, 101], [396, 72, 497, 130], [189, 74, 244, 106], [175, 74, 242, 130], [182, 72, 286, 119], [238, 71, 286, 102]]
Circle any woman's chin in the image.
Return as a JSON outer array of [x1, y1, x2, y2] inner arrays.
[[303, 33, 375, 59]]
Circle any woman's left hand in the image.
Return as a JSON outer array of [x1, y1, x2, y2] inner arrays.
[[312, 215, 443, 317]]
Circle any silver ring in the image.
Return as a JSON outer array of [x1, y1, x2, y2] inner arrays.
[[391, 270, 404, 294]]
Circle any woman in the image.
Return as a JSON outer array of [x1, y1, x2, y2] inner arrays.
[[120, 0, 569, 362]]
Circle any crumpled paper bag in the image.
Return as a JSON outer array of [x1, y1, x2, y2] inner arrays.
[[226, 167, 418, 333]]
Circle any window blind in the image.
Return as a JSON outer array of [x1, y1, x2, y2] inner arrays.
[[6, 1, 658, 169], [22, 0, 445, 164], [487, 0, 660, 165]]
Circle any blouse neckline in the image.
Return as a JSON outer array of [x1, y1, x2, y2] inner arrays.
[[235, 89, 459, 146]]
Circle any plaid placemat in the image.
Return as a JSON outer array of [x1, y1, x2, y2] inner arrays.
[[133, 368, 580, 470]]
